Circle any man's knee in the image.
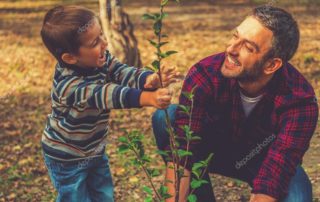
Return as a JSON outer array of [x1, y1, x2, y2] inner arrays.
[[282, 166, 312, 202], [151, 104, 178, 151]]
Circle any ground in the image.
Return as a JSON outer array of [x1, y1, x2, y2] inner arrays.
[[0, 0, 319, 201]]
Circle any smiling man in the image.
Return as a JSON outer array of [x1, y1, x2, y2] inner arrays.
[[152, 5, 318, 202]]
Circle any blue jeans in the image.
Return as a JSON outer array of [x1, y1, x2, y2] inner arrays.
[[152, 104, 313, 202], [43, 153, 114, 202]]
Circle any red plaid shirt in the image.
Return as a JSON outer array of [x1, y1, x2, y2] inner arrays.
[[174, 52, 318, 199]]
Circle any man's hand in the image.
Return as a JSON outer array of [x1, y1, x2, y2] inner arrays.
[[250, 194, 277, 202], [140, 88, 172, 109], [144, 66, 182, 89], [166, 162, 191, 202]]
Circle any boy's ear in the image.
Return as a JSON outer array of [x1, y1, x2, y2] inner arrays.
[[61, 53, 78, 65]]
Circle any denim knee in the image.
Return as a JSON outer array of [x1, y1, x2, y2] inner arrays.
[[282, 165, 312, 202], [152, 104, 178, 151]]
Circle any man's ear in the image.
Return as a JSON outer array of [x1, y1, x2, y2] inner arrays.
[[61, 53, 78, 65], [264, 58, 283, 75]]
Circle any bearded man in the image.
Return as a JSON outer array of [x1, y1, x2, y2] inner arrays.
[[152, 5, 318, 202]]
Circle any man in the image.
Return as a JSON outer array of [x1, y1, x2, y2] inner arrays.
[[152, 5, 318, 202]]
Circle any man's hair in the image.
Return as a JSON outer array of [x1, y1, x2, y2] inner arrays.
[[251, 5, 300, 62], [40, 5, 97, 63]]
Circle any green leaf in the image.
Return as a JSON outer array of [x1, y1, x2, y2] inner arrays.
[[148, 39, 158, 48], [158, 185, 171, 199], [158, 50, 178, 59], [191, 179, 208, 189], [165, 50, 178, 56], [152, 60, 160, 70], [141, 155, 151, 163], [192, 162, 206, 171], [161, 0, 169, 6], [178, 104, 190, 114], [160, 13, 169, 20], [177, 149, 193, 157], [149, 168, 161, 177], [118, 136, 128, 143], [144, 66, 157, 72], [159, 41, 169, 48], [118, 144, 129, 154], [191, 136, 201, 141], [181, 91, 194, 100], [144, 196, 153, 202], [180, 125, 193, 140], [187, 194, 197, 202], [205, 153, 214, 164], [143, 186, 153, 195], [142, 13, 156, 20], [156, 150, 169, 157]]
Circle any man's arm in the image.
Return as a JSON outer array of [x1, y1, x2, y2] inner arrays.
[[252, 98, 318, 200]]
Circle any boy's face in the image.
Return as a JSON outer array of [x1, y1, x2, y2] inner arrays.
[[64, 18, 108, 69]]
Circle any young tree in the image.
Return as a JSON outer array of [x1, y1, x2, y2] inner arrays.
[[99, 0, 142, 67]]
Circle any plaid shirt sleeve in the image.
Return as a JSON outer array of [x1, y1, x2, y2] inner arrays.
[[252, 97, 319, 199], [169, 63, 213, 170]]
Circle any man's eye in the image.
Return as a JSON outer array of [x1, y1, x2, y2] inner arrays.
[[245, 45, 254, 52], [233, 33, 238, 38]]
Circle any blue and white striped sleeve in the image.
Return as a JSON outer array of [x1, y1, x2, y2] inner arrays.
[[103, 51, 154, 90], [55, 76, 142, 110]]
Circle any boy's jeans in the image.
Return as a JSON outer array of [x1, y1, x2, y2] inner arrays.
[[152, 104, 313, 202], [43, 153, 114, 202]]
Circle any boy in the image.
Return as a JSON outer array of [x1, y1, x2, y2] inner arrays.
[[40, 5, 179, 202]]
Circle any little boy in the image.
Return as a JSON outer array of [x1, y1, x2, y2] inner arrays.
[[40, 5, 179, 202]]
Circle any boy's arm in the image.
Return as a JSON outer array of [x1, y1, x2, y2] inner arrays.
[[55, 76, 171, 110], [103, 51, 153, 90]]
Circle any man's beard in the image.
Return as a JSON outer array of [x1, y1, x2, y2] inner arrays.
[[236, 60, 265, 83], [222, 57, 267, 83]]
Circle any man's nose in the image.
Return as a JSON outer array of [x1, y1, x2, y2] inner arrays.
[[226, 40, 241, 55]]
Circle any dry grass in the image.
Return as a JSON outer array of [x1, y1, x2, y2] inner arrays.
[[0, 0, 319, 201]]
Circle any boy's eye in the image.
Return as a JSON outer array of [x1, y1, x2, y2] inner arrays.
[[92, 41, 98, 47], [232, 33, 238, 39]]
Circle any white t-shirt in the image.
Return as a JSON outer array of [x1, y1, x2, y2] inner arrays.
[[239, 91, 264, 117]]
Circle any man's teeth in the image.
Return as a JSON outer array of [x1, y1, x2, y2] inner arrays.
[[228, 56, 240, 65]]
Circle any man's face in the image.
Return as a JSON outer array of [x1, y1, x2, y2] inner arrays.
[[75, 18, 108, 68], [221, 16, 274, 82]]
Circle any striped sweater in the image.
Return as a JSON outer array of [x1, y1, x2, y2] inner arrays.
[[42, 51, 153, 161]]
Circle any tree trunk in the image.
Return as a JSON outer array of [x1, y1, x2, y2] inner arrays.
[[99, 0, 142, 67]]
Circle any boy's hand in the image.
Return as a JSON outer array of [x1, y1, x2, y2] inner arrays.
[[144, 66, 182, 89], [140, 88, 172, 109]]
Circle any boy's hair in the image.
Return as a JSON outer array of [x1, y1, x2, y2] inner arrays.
[[41, 5, 97, 63]]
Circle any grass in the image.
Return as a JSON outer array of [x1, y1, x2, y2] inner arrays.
[[0, 0, 319, 201]]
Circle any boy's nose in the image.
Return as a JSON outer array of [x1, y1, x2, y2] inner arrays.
[[101, 37, 108, 48]]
